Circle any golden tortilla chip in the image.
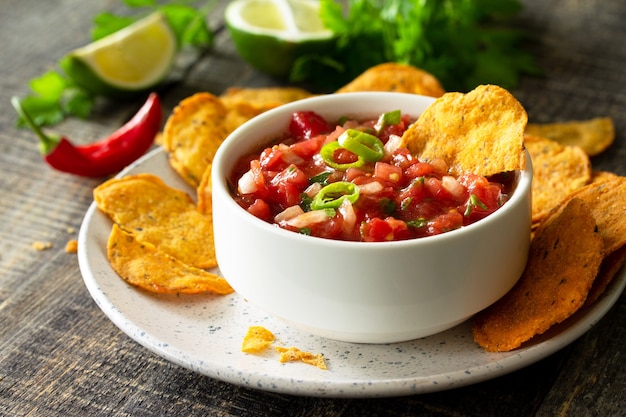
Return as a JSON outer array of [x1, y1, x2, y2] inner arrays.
[[196, 163, 213, 215], [524, 134, 591, 224], [276, 346, 327, 370], [220, 86, 314, 112], [591, 170, 619, 184], [472, 198, 604, 352], [241, 326, 276, 353], [525, 117, 614, 156], [336, 62, 445, 98], [107, 224, 233, 295], [402, 85, 527, 177], [585, 245, 626, 306], [94, 173, 217, 269], [162, 92, 262, 187], [564, 176, 626, 255]]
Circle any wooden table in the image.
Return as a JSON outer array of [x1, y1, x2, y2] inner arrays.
[[1, 0, 624, 415]]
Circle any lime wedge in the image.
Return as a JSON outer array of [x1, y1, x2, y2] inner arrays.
[[225, 0, 335, 78], [60, 12, 176, 98]]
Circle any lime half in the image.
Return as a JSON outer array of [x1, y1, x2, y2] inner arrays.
[[60, 12, 177, 98], [225, 0, 335, 79]]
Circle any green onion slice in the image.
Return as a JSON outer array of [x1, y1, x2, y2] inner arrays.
[[320, 141, 365, 170], [337, 129, 385, 162], [311, 181, 360, 210]]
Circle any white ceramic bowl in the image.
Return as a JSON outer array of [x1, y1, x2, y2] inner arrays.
[[212, 92, 532, 344]]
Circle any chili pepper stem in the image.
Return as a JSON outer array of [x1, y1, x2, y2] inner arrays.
[[11, 96, 61, 155]]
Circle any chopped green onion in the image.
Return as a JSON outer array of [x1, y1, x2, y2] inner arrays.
[[337, 129, 385, 162], [401, 197, 413, 211], [407, 218, 427, 228], [464, 194, 488, 217], [320, 141, 365, 170], [300, 193, 313, 212], [309, 171, 331, 185], [375, 110, 402, 133], [311, 181, 360, 210], [380, 197, 396, 216]]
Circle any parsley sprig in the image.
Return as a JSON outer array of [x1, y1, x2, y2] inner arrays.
[[18, 0, 215, 127], [292, 0, 540, 92]]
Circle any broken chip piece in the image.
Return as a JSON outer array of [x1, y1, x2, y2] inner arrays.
[[241, 326, 276, 353]]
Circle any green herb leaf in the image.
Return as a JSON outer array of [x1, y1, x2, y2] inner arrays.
[[294, 0, 538, 92], [15, 71, 95, 128]]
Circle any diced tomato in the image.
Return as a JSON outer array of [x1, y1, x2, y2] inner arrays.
[[249, 159, 269, 199], [267, 165, 309, 208], [345, 167, 369, 182], [289, 111, 332, 139], [361, 217, 393, 242], [404, 161, 435, 180], [424, 177, 457, 205], [374, 162, 403, 183], [427, 211, 464, 235], [385, 217, 411, 240], [270, 165, 307, 187], [334, 148, 359, 164], [247, 199, 271, 222], [259, 147, 285, 171], [277, 182, 303, 208], [290, 135, 324, 158], [360, 217, 410, 241]]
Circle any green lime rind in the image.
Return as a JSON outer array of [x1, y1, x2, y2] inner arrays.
[[59, 54, 168, 100], [227, 24, 335, 79]]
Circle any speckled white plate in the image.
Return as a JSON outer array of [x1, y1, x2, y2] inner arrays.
[[78, 147, 626, 398]]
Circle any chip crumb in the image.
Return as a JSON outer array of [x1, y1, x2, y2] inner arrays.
[[66, 227, 76, 234], [276, 346, 328, 370], [32, 241, 52, 251], [65, 239, 78, 253], [241, 326, 276, 353]]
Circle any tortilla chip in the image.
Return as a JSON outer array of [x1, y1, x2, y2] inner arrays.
[[94, 173, 217, 269], [241, 326, 276, 353], [591, 170, 619, 184], [585, 245, 626, 306], [336, 62, 445, 98], [107, 224, 232, 295], [220, 87, 314, 112], [525, 117, 614, 156], [472, 198, 604, 352], [524, 135, 591, 224], [276, 346, 327, 370], [197, 163, 213, 215], [564, 176, 626, 255], [401, 85, 527, 177], [162, 92, 262, 188]]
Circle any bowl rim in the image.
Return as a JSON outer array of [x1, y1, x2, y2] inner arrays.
[[212, 91, 533, 250]]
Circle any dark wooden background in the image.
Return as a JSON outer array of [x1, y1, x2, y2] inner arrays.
[[0, 0, 624, 416]]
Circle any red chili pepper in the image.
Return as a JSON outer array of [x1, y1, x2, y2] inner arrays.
[[12, 92, 162, 177]]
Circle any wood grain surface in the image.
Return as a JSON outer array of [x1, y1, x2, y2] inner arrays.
[[0, 0, 624, 416]]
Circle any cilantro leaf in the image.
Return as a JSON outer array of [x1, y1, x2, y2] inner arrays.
[[16, 71, 95, 127], [293, 0, 539, 92]]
